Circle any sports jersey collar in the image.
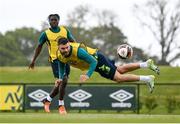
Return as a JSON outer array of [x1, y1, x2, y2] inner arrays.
[[50, 26, 60, 33]]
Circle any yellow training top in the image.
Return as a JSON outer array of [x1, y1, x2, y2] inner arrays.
[[57, 42, 98, 71], [45, 26, 67, 61]]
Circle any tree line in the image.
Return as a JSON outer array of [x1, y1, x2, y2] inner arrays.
[[0, 25, 150, 66], [0, 0, 180, 66]]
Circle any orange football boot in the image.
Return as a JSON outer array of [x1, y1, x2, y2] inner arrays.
[[58, 105, 67, 115], [43, 99, 51, 113]]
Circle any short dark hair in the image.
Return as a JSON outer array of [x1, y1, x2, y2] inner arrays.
[[48, 14, 60, 21], [58, 37, 69, 45]]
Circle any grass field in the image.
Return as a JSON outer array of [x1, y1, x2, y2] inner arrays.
[[0, 66, 180, 116], [0, 113, 180, 123], [0, 66, 180, 84], [0, 66, 112, 83]]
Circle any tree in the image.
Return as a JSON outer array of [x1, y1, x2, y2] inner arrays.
[[0, 27, 49, 66], [133, 0, 180, 65], [5, 28, 40, 60], [131, 47, 151, 62], [0, 32, 28, 66], [66, 5, 127, 61], [90, 24, 127, 61], [66, 4, 92, 44], [67, 5, 90, 28]]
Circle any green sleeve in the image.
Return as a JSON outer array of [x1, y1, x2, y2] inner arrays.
[[77, 48, 97, 78], [38, 32, 48, 45], [65, 28, 76, 42]]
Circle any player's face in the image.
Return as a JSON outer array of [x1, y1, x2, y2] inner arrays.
[[49, 16, 59, 28], [59, 43, 70, 57]]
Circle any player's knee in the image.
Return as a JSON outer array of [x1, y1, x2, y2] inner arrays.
[[55, 81, 60, 87], [113, 71, 124, 83], [114, 77, 124, 83], [117, 66, 126, 74]]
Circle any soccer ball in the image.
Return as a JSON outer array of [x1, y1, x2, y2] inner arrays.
[[117, 44, 133, 59]]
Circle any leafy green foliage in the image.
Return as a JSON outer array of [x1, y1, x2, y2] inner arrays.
[[166, 96, 177, 113], [0, 27, 50, 66], [144, 96, 158, 113]]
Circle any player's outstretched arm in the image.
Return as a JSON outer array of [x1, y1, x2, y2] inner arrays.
[[77, 48, 97, 82], [29, 44, 43, 69]]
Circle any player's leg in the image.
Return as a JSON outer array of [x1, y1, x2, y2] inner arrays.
[[43, 59, 60, 113], [113, 71, 155, 93], [95, 52, 155, 93], [117, 63, 140, 74], [117, 59, 160, 74], [58, 64, 69, 115], [95, 54, 140, 82]]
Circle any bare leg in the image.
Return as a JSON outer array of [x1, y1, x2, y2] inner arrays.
[[117, 63, 140, 74], [113, 70, 155, 84], [113, 70, 155, 93], [113, 70, 140, 82]]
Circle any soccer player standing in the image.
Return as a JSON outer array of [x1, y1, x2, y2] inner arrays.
[[29, 14, 76, 114]]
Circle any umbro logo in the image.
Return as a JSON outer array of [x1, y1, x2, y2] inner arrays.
[[28, 89, 49, 102], [109, 89, 134, 102], [68, 89, 92, 102]]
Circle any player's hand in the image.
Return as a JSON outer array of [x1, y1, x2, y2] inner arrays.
[[55, 79, 62, 87], [80, 75, 89, 83], [29, 62, 35, 69]]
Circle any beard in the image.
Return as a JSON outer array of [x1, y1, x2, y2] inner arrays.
[[61, 51, 69, 57]]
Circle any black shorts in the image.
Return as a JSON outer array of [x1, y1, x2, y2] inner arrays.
[[95, 52, 117, 80], [51, 59, 70, 78]]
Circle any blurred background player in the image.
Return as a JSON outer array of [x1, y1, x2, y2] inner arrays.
[[56, 38, 160, 94], [29, 14, 76, 114]]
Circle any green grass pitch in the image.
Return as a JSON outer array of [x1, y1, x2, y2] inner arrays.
[[0, 66, 180, 84], [0, 113, 180, 123]]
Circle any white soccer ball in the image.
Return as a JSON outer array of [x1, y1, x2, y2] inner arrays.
[[117, 44, 133, 59]]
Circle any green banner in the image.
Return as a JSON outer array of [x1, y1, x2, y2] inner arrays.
[[65, 85, 137, 110], [25, 85, 137, 111]]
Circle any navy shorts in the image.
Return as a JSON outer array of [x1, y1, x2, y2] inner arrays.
[[51, 59, 70, 78], [95, 52, 117, 80]]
